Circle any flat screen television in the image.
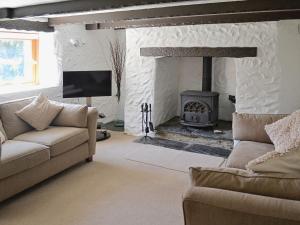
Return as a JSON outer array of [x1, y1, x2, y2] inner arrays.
[[63, 71, 112, 98]]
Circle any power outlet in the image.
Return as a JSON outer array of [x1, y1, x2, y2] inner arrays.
[[298, 24, 300, 34]]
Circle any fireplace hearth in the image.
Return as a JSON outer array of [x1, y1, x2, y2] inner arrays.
[[180, 56, 219, 127]]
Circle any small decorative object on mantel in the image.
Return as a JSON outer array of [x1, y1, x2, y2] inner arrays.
[[109, 38, 126, 128], [141, 103, 154, 139]]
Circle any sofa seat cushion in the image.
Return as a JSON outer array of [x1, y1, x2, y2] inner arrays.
[[14, 127, 89, 157], [0, 140, 50, 179], [226, 141, 274, 169]]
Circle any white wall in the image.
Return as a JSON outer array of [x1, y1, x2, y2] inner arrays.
[[153, 57, 180, 127], [277, 20, 300, 113], [0, 25, 126, 123], [55, 24, 126, 122], [213, 58, 236, 121], [125, 20, 300, 136]]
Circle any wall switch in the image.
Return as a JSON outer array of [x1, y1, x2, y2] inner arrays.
[[298, 24, 300, 34]]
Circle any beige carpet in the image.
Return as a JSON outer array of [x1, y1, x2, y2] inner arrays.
[[0, 132, 222, 225], [126, 141, 224, 172]]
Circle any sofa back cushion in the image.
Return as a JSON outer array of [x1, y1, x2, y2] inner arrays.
[[190, 167, 300, 201], [51, 102, 88, 128], [0, 97, 35, 139], [232, 113, 287, 144]]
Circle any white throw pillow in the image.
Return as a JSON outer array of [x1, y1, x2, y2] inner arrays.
[[265, 110, 300, 153], [16, 94, 63, 131]]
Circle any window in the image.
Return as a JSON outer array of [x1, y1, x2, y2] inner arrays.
[[0, 32, 39, 86]]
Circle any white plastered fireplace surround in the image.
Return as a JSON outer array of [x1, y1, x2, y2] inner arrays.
[[125, 20, 300, 136]]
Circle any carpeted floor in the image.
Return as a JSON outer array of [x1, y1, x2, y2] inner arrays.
[[0, 132, 222, 225]]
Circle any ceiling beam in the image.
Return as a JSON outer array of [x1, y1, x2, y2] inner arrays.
[[0, 8, 13, 19], [6, 0, 200, 19], [50, 0, 300, 26], [0, 20, 54, 32], [86, 10, 300, 30]]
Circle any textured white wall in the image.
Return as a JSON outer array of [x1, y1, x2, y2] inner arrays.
[[125, 21, 300, 135], [153, 57, 180, 127], [213, 58, 236, 121]]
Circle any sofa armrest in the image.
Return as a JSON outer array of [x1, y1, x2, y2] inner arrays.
[[183, 186, 300, 225], [87, 107, 98, 156], [232, 112, 287, 144]]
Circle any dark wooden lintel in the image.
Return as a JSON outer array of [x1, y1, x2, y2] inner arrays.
[[0, 8, 13, 19], [140, 47, 257, 58], [0, 20, 54, 32]]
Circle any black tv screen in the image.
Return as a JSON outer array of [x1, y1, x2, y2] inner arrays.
[[63, 71, 112, 98]]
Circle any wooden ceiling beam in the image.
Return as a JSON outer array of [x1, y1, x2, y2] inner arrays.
[[86, 10, 300, 30], [50, 0, 300, 26], [0, 20, 54, 32], [4, 0, 198, 19]]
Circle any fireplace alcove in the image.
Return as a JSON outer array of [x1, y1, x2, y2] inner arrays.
[[140, 47, 257, 129]]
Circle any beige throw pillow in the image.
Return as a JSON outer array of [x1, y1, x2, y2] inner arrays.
[[265, 110, 300, 153], [16, 94, 63, 131], [246, 147, 300, 176], [51, 102, 88, 128], [190, 167, 300, 200]]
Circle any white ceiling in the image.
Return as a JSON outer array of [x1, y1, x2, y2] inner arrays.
[[0, 0, 69, 8], [0, 0, 241, 9]]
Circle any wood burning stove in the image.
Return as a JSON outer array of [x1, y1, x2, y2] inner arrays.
[[180, 56, 219, 127]]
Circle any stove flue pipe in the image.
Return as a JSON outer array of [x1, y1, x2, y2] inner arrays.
[[202, 56, 212, 92]]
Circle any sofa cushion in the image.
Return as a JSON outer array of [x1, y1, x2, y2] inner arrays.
[[0, 97, 35, 139], [265, 110, 300, 153], [232, 113, 287, 144], [226, 141, 274, 169], [14, 127, 89, 157], [51, 102, 88, 128], [190, 167, 300, 201], [0, 140, 50, 179], [246, 147, 300, 176], [16, 94, 63, 131]]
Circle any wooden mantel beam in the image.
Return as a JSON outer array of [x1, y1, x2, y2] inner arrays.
[[140, 47, 258, 58]]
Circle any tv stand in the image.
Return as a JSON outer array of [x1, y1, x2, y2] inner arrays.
[[86, 97, 92, 107], [86, 97, 111, 142]]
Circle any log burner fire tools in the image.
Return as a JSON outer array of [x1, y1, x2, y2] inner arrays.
[[141, 103, 154, 138]]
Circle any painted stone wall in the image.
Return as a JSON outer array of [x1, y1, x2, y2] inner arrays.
[[125, 21, 300, 136]]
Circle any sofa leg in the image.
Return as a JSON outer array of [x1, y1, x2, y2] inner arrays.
[[86, 156, 93, 163]]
